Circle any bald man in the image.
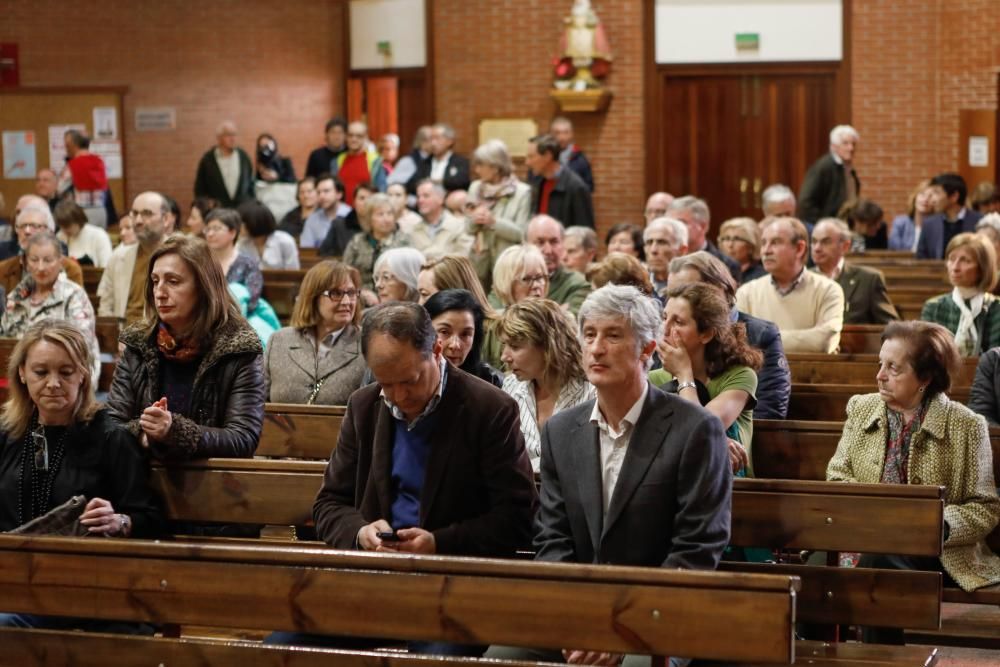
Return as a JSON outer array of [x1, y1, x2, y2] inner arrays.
[[194, 120, 254, 207]]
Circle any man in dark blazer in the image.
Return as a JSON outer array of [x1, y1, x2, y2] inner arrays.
[[798, 125, 861, 224], [193, 121, 255, 208], [811, 218, 899, 325], [526, 134, 595, 230], [668, 195, 741, 282], [917, 173, 983, 259], [313, 301, 537, 557], [550, 116, 594, 192], [406, 123, 470, 194]]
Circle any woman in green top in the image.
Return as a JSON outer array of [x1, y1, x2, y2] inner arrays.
[[649, 282, 763, 476]]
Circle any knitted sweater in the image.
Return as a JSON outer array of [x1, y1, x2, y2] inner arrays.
[[735, 270, 844, 353]]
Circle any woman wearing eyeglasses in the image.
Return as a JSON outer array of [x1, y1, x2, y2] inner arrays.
[[264, 260, 366, 405], [0, 320, 163, 631], [491, 244, 549, 309], [342, 193, 411, 305]]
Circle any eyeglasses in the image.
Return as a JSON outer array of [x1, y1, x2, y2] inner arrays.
[[15, 222, 46, 232], [718, 235, 751, 244], [517, 274, 547, 286], [32, 425, 48, 471], [374, 272, 397, 287], [204, 224, 230, 234], [129, 209, 159, 221], [321, 288, 359, 301]]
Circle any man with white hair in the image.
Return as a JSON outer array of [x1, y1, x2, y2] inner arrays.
[[668, 196, 741, 281], [408, 123, 470, 194], [194, 120, 254, 207], [737, 217, 844, 353], [487, 285, 730, 667], [798, 124, 861, 224], [810, 218, 898, 325], [562, 226, 598, 274], [761, 184, 797, 218], [643, 216, 688, 299]]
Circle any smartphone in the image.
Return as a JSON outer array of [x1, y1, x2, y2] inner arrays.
[[377, 531, 401, 542]]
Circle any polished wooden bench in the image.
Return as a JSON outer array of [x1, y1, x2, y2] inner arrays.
[[261, 268, 308, 322], [256, 402, 346, 459], [787, 384, 972, 421], [788, 353, 978, 387], [0, 534, 799, 666]]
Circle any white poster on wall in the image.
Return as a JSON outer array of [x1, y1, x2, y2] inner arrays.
[[969, 136, 990, 168], [48, 123, 86, 172], [93, 106, 118, 140], [91, 140, 122, 178], [2, 130, 37, 179]]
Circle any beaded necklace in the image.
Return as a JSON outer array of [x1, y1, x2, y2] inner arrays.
[[16, 415, 69, 526]]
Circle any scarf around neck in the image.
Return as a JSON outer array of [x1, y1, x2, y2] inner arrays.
[[156, 323, 202, 362], [951, 286, 984, 356]]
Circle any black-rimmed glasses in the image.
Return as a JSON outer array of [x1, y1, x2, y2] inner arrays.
[[321, 288, 359, 302]]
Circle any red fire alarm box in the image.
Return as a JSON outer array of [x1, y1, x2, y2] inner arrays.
[[0, 44, 19, 87]]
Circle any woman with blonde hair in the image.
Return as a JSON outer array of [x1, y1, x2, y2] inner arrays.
[[497, 298, 593, 471], [0, 321, 163, 630], [106, 234, 265, 459], [265, 261, 365, 405], [491, 244, 548, 309], [718, 217, 764, 283], [342, 193, 410, 302], [466, 139, 532, 291], [921, 232, 1000, 356]]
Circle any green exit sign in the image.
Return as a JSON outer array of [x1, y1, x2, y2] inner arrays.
[[736, 33, 760, 51]]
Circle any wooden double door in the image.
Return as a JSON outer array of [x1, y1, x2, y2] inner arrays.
[[653, 66, 840, 236]]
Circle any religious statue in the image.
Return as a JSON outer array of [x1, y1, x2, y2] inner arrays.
[[554, 0, 612, 90]]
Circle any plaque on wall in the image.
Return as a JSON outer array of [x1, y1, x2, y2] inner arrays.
[[477, 119, 539, 159]]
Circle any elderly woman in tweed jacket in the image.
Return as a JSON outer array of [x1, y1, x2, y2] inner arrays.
[[828, 321, 1000, 613]]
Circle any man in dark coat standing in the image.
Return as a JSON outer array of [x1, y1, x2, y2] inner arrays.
[[798, 124, 860, 224], [193, 121, 254, 208], [526, 134, 594, 230]]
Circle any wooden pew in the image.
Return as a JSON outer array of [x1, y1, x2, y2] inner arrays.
[[787, 353, 979, 387], [788, 384, 972, 421], [261, 268, 308, 323], [257, 402, 345, 459], [95, 316, 121, 356], [838, 324, 886, 354], [0, 535, 799, 666], [81, 265, 102, 301]]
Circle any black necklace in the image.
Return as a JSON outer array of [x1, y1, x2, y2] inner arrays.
[[16, 415, 69, 526]]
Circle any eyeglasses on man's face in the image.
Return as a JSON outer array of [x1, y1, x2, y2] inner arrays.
[[15, 222, 46, 232], [129, 209, 159, 221]]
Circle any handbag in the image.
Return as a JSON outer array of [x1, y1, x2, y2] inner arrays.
[[8, 495, 89, 537]]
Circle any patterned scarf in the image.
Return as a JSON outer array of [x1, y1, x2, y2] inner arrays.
[[951, 286, 984, 356], [882, 400, 928, 484], [475, 175, 519, 205], [156, 323, 202, 362]]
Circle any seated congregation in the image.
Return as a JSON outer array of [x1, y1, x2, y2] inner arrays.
[[1, 116, 1000, 665]]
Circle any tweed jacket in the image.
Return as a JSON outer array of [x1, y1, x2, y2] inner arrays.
[[342, 231, 411, 292], [264, 325, 365, 406], [407, 211, 473, 261], [828, 393, 1000, 591], [920, 292, 1000, 355]]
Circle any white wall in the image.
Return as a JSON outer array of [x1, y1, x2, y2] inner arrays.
[[655, 0, 842, 64], [350, 0, 426, 69]]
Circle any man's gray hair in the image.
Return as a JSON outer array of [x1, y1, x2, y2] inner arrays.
[[416, 179, 447, 199], [360, 302, 436, 359], [433, 122, 456, 141], [565, 225, 597, 252], [816, 216, 852, 243], [668, 195, 710, 225], [645, 216, 689, 247], [762, 184, 795, 209], [216, 120, 237, 136], [15, 203, 55, 232], [829, 124, 859, 144], [977, 213, 1000, 234], [579, 284, 662, 357]]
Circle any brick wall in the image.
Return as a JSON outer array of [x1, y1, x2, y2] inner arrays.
[[431, 0, 646, 241], [852, 0, 1000, 217], [0, 0, 346, 215]]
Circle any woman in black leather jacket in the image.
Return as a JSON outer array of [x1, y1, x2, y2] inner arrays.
[[105, 234, 265, 459]]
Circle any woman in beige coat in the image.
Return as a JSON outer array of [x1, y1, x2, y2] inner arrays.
[[827, 321, 1000, 640], [465, 140, 532, 292]]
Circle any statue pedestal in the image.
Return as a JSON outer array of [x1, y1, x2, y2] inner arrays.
[[549, 88, 612, 113]]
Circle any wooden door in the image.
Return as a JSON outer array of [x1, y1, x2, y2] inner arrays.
[[657, 68, 836, 238], [347, 70, 433, 151]]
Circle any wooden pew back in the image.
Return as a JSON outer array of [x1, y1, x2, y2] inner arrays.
[[257, 403, 345, 459], [788, 352, 978, 387]]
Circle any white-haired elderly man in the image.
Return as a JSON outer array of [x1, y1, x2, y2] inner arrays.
[[487, 285, 730, 667], [194, 120, 255, 208], [798, 124, 860, 224], [761, 184, 797, 219], [644, 216, 689, 300], [408, 122, 471, 194], [668, 196, 740, 282]]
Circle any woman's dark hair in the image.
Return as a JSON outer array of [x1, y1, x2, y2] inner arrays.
[[605, 223, 646, 261], [424, 289, 486, 375], [238, 201, 277, 239], [205, 207, 242, 242], [842, 198, 884, 226], [666, 282, 763, 377], [163, 194, 181, 224], [881, 321, 961, 398], [192, 197, 218, 219], [53, 199, 88, 230]]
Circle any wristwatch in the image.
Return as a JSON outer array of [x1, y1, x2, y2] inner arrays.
[[117, 513, 131, 537], [677, 380, 697, 392]]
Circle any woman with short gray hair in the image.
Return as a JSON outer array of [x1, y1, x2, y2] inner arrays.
[[466, 139, 532, 291]]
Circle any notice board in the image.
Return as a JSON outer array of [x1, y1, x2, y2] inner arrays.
[[0, 87, 126, 219]]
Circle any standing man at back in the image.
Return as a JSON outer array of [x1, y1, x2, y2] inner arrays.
[[798, 125, 860, 224], [305, 117, 348, 179], [526, 134, 594, 230], [408, 123, 470, 194], [194, 121, 255, 208], [550, 116, 594, 192]]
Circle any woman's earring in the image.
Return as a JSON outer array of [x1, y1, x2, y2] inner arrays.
[[918, 386, 925, 393]]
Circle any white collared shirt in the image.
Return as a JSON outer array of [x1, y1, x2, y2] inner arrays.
[[590, 382, 649, 519], [822, 257, 846, 281], [380, 358, 448, 430], [429, 151, 453, 183]]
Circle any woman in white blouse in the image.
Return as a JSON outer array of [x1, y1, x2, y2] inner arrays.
[[497, 298, 593, 471], [54, 200, 112, 268], [236, 201, 300, 270]]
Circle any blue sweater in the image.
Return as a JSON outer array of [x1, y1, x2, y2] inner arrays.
[[389, 410, 440, 529]]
